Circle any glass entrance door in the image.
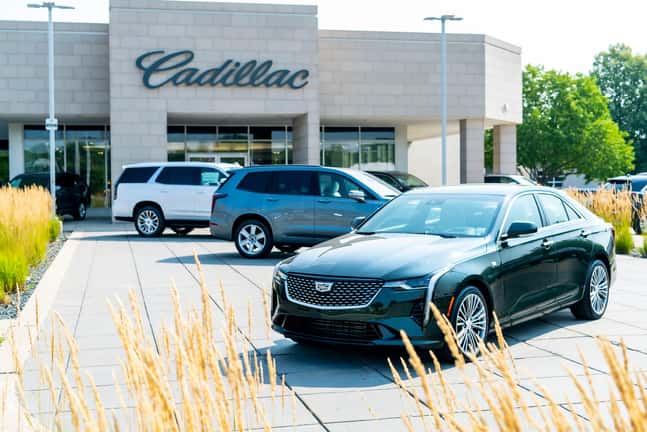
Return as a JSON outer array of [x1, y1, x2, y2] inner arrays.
[[63, 127, 110, 208]]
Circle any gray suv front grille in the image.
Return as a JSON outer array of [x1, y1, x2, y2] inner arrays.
[[286, 274, 382, 309]]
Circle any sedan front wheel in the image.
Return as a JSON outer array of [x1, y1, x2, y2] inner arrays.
[[441, 286, 489, 361]]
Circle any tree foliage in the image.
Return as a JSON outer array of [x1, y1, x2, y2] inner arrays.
[[592, 44, 647, 173], [518, 65, 634, 182]]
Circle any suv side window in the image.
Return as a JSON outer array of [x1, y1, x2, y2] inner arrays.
[[503, 194, 543, 233], [269, 171, 316, 195], [318, 173, 368, 199], [118, 167, 159, 184], [537, 194, 569, 225], [237, 172, 271, 193], [156, 167, 201, 186]]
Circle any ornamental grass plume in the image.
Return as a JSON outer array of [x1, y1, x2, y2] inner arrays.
[[0, 185, 56, 294]]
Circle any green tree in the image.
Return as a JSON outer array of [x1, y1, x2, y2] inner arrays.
[[518, 65, 634, 183], [592, 44, 647, 173]]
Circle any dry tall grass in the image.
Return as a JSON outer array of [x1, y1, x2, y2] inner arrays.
[[0, 186, 55, 298], [9, 257, 647, 431], [567, 188, 635, 253]]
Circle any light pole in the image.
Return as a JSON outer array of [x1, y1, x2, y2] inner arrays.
[[424, 14, 462, 186], [27, 2, 74, 216]]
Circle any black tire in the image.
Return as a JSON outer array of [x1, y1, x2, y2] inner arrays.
[[234, 219, 273, 258], [134, 205, 165, 237], [171, 227, 194, 236], [73, 201, 87, 221], [276, 245, 299, 254], [570, 259, 609, 320], [439, 286, 489, 362]]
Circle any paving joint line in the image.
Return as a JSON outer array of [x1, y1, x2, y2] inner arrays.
[[162, 240, 331, 432]]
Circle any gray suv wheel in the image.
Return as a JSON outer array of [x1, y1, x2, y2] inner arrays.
[[235, 219, 273, 258]]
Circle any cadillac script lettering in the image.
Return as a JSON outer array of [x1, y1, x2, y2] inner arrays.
[[135, 50, 310, 90]]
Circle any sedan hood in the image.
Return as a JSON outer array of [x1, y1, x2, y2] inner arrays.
[[282, 233, 489, 280]]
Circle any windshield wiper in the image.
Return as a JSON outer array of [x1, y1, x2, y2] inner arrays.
[[426, 232, 457, 238], [356, 231, 374, 235]]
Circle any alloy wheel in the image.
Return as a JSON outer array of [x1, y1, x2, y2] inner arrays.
[[238, 223, 267, 256], [78, 203, 86, 218], [455, 293, 488, 355], [589, 264, 609, 315], [137, 209, 160, 235]]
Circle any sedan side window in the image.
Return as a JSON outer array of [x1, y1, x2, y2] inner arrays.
[[537, 194, 569, 225], [503, 195, 542, 233]]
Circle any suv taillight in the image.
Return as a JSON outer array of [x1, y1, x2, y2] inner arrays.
[[211, 192, 228, 212]]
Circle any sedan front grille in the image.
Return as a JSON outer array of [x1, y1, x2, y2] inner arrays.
[[286, 274, 383, 309]]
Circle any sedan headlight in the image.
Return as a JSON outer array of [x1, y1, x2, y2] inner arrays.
[[383, 275, 431, 290], [272, 266, 287, 284]]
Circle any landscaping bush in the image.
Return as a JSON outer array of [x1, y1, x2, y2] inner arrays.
[[567, 188, 635, 254], [48, 217, 61, 242], [0, 186, 55, 294]]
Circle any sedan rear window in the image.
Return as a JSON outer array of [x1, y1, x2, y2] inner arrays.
[[358, 194, 503, 237]]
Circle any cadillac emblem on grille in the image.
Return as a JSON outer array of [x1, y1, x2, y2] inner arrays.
[[315, 281, 334, 293]]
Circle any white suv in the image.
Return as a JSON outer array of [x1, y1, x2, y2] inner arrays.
[[113, 162, 234, 236]]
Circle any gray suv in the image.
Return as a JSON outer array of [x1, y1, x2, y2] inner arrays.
[[209, 165, 400, 258]]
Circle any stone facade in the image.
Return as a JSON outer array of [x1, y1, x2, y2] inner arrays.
[[0, 0, 522, 192]]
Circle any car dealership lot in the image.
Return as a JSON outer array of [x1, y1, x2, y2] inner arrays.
[[21, 221, 647, 430]]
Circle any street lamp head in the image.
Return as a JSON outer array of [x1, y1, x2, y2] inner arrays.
[[27, 3, 44, 8], [26, 2, 75, 9], [424, 15, 463, 22]]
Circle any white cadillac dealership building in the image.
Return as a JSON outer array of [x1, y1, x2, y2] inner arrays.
[[0, 0, 521, 209]]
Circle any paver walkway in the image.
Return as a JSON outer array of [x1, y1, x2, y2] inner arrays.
[[18, 218, 647, 430]]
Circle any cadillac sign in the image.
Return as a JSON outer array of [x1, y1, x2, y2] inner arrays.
[[135, 50, 310, 90]]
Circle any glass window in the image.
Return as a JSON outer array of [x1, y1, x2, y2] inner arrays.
[[186, 126, 218, 154], [322, 127, 359, 169], [360, 127, 395, 170], [250, 127, 288, 165], [537, 194, 569, 225], [504, 194, 543, 233], [199, 168, 223, 186], [155, 166, 200, 186], [118, 167, 159, 184], [24, 125, 64, 173], [268, 171, 316, 195], [392, 173, 427, 188], [237, 172, 271, 193], [65, 126, 109, 208], [371, 172, 401, 190], [167, 126, 186, 162], [358, 194, 503, 238], [0, 139, 8, 184], [318, 173, 367, 198]]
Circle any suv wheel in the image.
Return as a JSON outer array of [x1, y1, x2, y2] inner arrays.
[[73, 202, 87, 221], [135, 206, 165, 237], [235, 219, 273, 258]]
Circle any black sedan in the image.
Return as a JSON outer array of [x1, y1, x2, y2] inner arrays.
[[271, 185, 615, 357], [9, 172, 90, 220]]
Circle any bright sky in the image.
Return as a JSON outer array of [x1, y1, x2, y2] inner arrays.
[[3, 0, 646, 74]]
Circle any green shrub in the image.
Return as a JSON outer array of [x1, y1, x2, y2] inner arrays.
[[615, 226, 634, 254], [0, 286, 6, 305], [48, 218, 61, 242], [0, 254, 28, 294]]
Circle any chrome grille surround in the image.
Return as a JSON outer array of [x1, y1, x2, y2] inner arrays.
[[285, 273, 383, 310]]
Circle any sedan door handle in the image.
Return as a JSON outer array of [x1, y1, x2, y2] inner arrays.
[[265, 197, 279, 202], [317, 199, 331, 204], [542, 239, 554, 249], [580, 230, 591, 238]]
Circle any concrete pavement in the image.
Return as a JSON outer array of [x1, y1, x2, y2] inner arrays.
[[16, 219, 647, 430]]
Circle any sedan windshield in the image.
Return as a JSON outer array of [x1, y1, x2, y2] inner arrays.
[[357, 193, 503, 237], [393, 173, 427, 188]]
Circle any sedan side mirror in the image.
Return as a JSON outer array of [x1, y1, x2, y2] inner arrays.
[[351, 216, 366, 230], [348, 189, 366, 202], [503, 221, 538, 239]]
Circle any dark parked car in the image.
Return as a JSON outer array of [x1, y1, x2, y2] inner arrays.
[[271, 185, 615, 357], [484, 174, 537, 185], [366, 170, 428, 192], [9, 172, 90, 220], [210, 165, 400, 258], [605, 174, 647, 234]]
